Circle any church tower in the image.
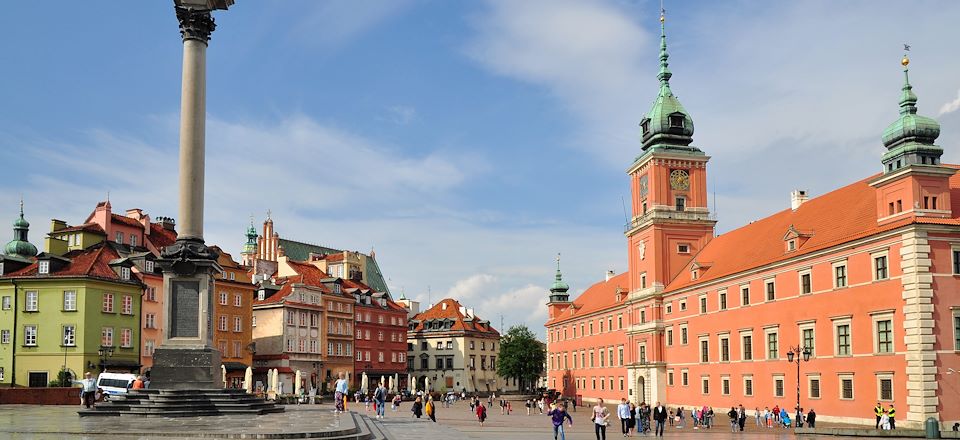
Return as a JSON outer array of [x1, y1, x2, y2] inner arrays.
[[547, 254, 572, 319], [240, 218, 258, 266], [869, 53, 953, 224], [4, 200, 38, 259], [625, 11, 715, 294]]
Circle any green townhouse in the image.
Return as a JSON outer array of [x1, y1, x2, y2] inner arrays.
[[0, 204, 142, 387]]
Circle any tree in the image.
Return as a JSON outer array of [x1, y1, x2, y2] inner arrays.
[[496, 325, 545, 392]]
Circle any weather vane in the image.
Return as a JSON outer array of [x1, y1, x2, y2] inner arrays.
[[902, 43, 911, 67]]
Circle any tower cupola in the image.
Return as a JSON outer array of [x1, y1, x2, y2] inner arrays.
[[637, 11, 700, 156], [4, 199, 38, 259], [880, 55, 942, 173], [548, 254, 570, 303]]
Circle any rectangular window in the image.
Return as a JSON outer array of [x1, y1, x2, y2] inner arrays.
[[810, 377, 821, 399], [802, 327, 815, 353], [955, 313, 960, 351], [700, 339, 709, 363], [720, 337, 730, 362], [101, 327, 114, 346], [63, 291, 77, 311], [234, 294, 242, 307], [234, 316, 242, 332], [63, 325, 76, 346], [667, 371, 674, 386], [834, 264, 847, 288], [800, 272, 812, 294], [1, 296, 10, 310], [874, 255, 888, 280], [618, 346, 624, 365], [954, 250, 960, 274], [38, 260, 50, 274], [679, 301, 687, 311], [121, 328, 132, 348], [218, 315, 228, 331], [102, 293, 114, 313], [719, 292, 727, 310], [765, 280, 776, 301], [25, 291, 38, 311], [744, 377, 754, 396], [665, 304, 672, 314], [639, 345, 647, 363], [742, 334, 753, 361], [681, 326, 688, 345], [666, 329, 673, 346], [741, 286, 750, 306], [145, 313, 156, 329], [841, 376, 854, 399], [722, 377, 730, 395], [876, 319, 893, 353], [145, 340, 155, 357], [145, 260, 154, 273], [122, 295, 133, 315], [701, 377, 710, 394], [699, 296, 707, 314], [115, 232, 123, 244], [836, 323, 851, 356], [675, 197, 686, 212], [767, 331, 779, 359], [879, 377, 894, 401], [774, 377, 784, 397], [0, 329, 9, 344], [24, 325, 37, 346]]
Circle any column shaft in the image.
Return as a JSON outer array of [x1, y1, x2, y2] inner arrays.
[[178, 39, 207, 241]]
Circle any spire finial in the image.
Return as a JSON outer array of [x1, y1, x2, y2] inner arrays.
[[554, 252, 563, 282], [898, 44, 918, 115], [266, 209, 272, 220], [657, 3, 672, 88], [19, 196, 24, 217]]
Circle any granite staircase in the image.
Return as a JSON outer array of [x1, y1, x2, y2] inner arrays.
[[78, 388, 283, 417]]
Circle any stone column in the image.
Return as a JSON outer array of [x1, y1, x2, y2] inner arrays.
[[151, 3, 229, 390]]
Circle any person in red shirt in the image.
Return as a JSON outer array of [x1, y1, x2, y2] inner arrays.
[[476, 402, 488, 427]]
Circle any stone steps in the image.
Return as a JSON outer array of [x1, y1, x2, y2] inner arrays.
[[79, 389, 283, 418]]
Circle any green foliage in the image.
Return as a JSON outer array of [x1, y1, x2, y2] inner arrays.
[[48, 369, 74, 387], [495, 325, 545, 390]]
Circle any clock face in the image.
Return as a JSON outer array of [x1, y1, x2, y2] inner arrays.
[[670, 169, 690, 190]]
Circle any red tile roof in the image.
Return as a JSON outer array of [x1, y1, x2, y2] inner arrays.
[[148, 224, 177, 248], [410, 298, 500, 335], [111, 214, 144, 229], [3, 243, 139, 284], [664, 167, 960, 292], [51, 223, 105, 235], [545, 272, 629, 325]]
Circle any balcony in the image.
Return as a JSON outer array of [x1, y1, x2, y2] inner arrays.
[[624, 209, 716, 233]]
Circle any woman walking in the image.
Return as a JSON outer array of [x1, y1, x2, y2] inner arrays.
[[593, 398, 610, 440], [425, 395, 437, 422], [476, 402, 488, 427], [333, 372, 348, 415], [411, 396, 423, 419]]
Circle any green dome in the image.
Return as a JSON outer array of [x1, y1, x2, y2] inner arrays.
[[549, 254, 569, 295], [4, 239, 37, 259], [880, 65, 943, 171], [13, 215, 29, 229]]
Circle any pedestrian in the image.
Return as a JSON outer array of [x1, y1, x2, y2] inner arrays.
[[500, 397, 506, 415], [628, 402, 637, 436], [593, 398, 610, 440], [874, 402, 883, 429], [755, 407, 762, 427], [880, 409, 890, 430], [131, 375, 145, 390], [477, 402, 488, 427], [727, 407, 738, 432], [888, 404, 896, 430], [527, 399, 533, 416], [653, 401, 667, 437], [779, 407, 790, 428], [668, 409, 674, 427], [507, 400, 513, 415], [549, 403, 574, 440], [425, 395, 437, 422], [617, 398, 631, 437], [806, 408, 816, 428], [73, 372, 98, 409], [677, 406, 685, 428], [539, 398, 545, 415], [334, 372, 348, 415], [796, 407, 804, 428], [412, 396, 423, 419], [738, 405, 746, 431], [773, 405, 780, 425], [374, 382, 387, 420], [392, 394, 401, 412]]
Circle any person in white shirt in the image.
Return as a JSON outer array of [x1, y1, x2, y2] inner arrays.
[[617, 398, 632, 437], [72, 372, 98, 409], [594, 398, 611, 440]]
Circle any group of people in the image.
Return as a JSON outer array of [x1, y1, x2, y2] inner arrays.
[[874, 403, 897, 430]]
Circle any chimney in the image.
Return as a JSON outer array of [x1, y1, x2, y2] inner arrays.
[[790, 190, 809, 210], [605, 270, 615, 282], [50, 219, 67, 233], [157, 216, 176, 231]]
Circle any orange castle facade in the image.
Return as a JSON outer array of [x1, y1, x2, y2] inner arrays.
[[545, 20, 958, 428]]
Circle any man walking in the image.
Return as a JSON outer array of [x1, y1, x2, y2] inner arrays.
[[618, 398, 631, 437], [874, 403, 883, 429], [549, 403, 574, 440], [806, 408, 817, 428], [374, 381, 387, 420], [653, 401, 667, 437], [737, 405, 746, 431]]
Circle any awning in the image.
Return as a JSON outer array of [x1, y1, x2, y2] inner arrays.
[[223, 362, 249, 371]]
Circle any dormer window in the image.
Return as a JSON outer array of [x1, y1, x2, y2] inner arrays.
[[115, 232, 123, 244], [640, 119, 650, 135], [38, 260, 49, 275], [669, 114, 685, 128], [691, 269, 698, 280], [333, 284, 341, 294], [145, 260, 154, 273], [257, 290, 265, 301], [121, 267, 131, 280], [787, 240, 796, 251]]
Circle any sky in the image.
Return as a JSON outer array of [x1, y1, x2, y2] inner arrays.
[[1, 1, 959, 338]]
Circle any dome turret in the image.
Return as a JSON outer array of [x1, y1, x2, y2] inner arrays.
[[4, 200, 38, 259], [548, 254, 570, 303], [880, 55, 942, 173]]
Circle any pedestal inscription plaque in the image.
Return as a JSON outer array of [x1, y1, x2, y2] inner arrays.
[[170, 280, 200, 338]]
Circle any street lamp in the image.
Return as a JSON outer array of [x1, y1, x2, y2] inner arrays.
[[786, 345, 812, 426], [98, 345, 115, 372]]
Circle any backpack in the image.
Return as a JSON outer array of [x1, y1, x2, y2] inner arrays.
[[375, 387, 385, 401]]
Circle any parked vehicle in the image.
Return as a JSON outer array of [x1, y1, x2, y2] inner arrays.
[[97, 372, 137, 400]]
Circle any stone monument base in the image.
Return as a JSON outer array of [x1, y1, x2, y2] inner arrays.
[[149, 348, 223, 390]]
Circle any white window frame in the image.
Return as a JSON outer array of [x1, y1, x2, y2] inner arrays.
[[25, 291, 38, 312], [765, 327, 779, 360], [701, 376, 710, 395], [718, 289, 727, 310], [115, 232, 123, 244], [24, 325, 37, 346], [740, 330, 753, 361], [839, 373, 855, 400], [63, 290, 77, 311], [680, 323, 688, 345], [63, 325, 76, 346], [876, 372, 895, 402], [773, 374, 785, 398], [102, 293, 114, 313], [120, 328, 132, 348], [833, 260, 848, 288], [872, 311, 895, 354], [681, 369, 689, 387], [699, 336, 710, 363], [101, 327, 114, 347], [798, 321, 816, 356], [741, 285, 750, 306], [38, 260, 50, 275], [872, 251, 890, 281], [743, 375, 754, 396], [0, 329, 10, 344], [145, 260, 154, 273], [721, 376, 731, 395], [698, 294, 707, 314], [798, 269, 812, 295], [808, 374, 821, 399], [765, 278, 776, 301], [1, 296, 10, 310], [718, 333, 730, 362]]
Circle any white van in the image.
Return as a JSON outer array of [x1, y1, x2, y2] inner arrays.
[[96, 373, 137, 399]]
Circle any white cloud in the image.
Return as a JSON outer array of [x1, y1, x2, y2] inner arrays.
[[941, 89, 960, 115], [290, 0, 414, 48]]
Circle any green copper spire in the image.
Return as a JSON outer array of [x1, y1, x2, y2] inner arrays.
[[880, 53, 942, 173], [241, 216, 258, 256], [636, 9, 701, 159], [549, 253, 570, 303], [4, 199, 38, 259]]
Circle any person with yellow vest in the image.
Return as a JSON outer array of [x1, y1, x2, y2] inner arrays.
[[874, 403, 883, 429], [887, 404, 896, 430]]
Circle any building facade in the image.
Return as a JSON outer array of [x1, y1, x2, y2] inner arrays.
[[353, 288, 408, 384], [546, 15, 959, 428], [212, 248, 254, 387], [407, 298, 517, 394]]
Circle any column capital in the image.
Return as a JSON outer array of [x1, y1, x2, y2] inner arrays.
[[175, 6, 216, 43]]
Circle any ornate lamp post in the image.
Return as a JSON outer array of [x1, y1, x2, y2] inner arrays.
[[98, 345, 115, 372], [786, 345, 811, 426]]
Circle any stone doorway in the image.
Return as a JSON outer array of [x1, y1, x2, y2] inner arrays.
[[636, 376, 646, 404]]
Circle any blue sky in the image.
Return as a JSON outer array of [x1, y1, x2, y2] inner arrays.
[[2, 1, 959, 336]]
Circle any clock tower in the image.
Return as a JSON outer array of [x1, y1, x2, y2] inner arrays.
[[625, 12, 715, 295]]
